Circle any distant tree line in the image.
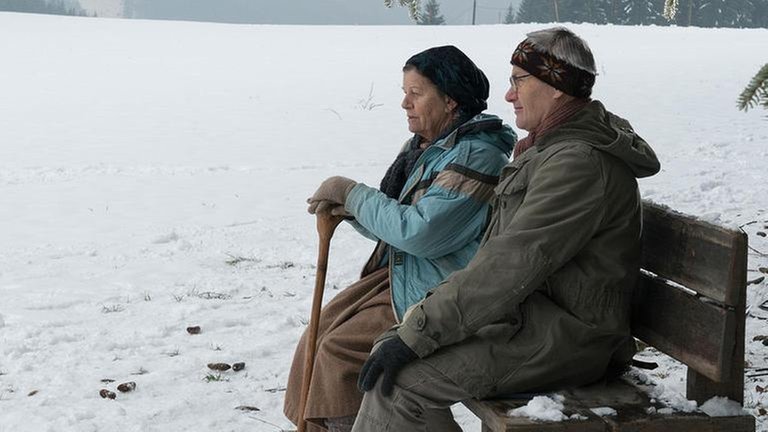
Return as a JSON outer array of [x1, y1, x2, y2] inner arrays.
[[0, 0, 90, 16], [510, 0, 768, 28]]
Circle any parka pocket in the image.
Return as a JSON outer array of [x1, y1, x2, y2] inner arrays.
[[494, 178, 527, 229]]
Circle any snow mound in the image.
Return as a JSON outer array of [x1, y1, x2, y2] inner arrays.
[[590, 407, 617, 417], [508, 395, 567, 422], [700, 396, 747, 417]]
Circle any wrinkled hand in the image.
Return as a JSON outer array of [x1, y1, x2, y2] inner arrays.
[[357, 335, 418, 396], [307, 176, 357, 215]]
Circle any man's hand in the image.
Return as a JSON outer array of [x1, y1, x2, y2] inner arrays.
[[357, 335, 418, 396], [307, 176, 357, 215]]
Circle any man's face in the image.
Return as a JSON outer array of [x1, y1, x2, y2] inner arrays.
[[505, 66, 560, 132]]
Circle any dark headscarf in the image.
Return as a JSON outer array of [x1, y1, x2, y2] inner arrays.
[[379, 46, 490, 200], [404, 45, 490, 119]]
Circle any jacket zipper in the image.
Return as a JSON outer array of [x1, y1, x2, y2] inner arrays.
[[388, 146, 437, 324], [389, 251, 401, 323]]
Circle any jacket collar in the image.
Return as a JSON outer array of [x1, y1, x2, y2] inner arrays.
[[433, 115, 503, 150]]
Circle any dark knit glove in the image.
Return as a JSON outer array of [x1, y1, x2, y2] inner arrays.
[[357, 335, 418, 396]]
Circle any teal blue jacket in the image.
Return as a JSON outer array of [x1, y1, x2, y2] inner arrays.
[[344, 114, 516, 319]]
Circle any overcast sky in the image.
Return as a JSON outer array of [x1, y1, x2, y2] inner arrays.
[[124, 0, 523, 25]]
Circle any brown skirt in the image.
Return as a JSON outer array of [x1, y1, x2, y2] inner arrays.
[[283, 267, 396, 431]]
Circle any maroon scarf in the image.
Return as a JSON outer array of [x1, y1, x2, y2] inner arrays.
[[513, 98, 589, 159]]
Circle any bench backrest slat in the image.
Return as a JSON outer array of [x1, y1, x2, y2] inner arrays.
[[632, 275, 736, 382], [641, 202, 744, 307], [634, 200, 747, 403]]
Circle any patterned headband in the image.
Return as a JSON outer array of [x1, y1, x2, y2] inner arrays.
[[511, 40, 595, 98]]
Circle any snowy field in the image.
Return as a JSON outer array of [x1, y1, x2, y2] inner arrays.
[[0, 12, 767, 432]]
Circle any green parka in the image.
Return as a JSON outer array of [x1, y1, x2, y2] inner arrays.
[[395, 100, 661, 398]]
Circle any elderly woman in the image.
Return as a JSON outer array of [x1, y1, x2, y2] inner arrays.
[[351, 27, 660, 432], [283, 45, 516, 432]]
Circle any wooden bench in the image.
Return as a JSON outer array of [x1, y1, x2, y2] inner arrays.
[[464, 200, 756, 432]]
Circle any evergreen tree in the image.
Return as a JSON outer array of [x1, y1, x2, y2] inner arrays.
[[736, 0, 757, 26], [516, 0, 558, 22], [418, 0, 445, 25], [383, 0, 766, 27], [672, 0, 702, 26], [566, 0, 609, 24], [504, 2, 516, 23], [654, 0, 675, 26], [0, 0, 87, 16], [623, 0, 662, 25], [604, 0, 624, 23], [698, 0, 753, 27], [753, 0, 768, 27]]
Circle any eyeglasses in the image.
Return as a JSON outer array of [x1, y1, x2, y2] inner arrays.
[[509, 73, 532, 92]]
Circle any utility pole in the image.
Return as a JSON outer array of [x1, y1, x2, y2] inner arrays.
[[472, 0, 477, 25], [553, 0, 559, 22]]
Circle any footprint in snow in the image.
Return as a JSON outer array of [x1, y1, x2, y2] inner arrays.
[[152, 232, 179, 244]]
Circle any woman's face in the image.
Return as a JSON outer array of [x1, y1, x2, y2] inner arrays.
[[401, 69, 457, 143]]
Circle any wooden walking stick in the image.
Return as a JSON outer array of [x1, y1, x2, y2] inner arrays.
[[297, 211, 345, 432]]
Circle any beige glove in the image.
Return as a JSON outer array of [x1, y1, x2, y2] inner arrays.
[[307, 176, 357, 215], [309, 201, 352, 217]]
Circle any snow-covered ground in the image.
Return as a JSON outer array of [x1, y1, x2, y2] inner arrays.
[[0, 12, 766, 432]]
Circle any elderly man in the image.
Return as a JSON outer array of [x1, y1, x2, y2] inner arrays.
[[350, 26, 661, 431]]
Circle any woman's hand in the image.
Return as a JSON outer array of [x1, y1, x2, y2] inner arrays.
[[307, 176, 357, 215], [308, 201, 352, 217]]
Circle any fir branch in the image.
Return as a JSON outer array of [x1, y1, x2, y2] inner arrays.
[[737, 63, 768, 112], [384, 0, 420, 21], [662, 0, 679, 21]]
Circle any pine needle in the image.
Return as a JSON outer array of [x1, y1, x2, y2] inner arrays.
[[737, 63, 768, 112]]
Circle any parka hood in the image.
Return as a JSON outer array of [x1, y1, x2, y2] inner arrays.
[[538, 100, 660, 178]]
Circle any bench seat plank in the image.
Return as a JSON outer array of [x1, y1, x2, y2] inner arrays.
[[466, 378, 755, 432], [463, 397, 606, 432]]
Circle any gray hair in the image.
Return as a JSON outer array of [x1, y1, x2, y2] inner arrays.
[[525, 27, 596, 75]]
